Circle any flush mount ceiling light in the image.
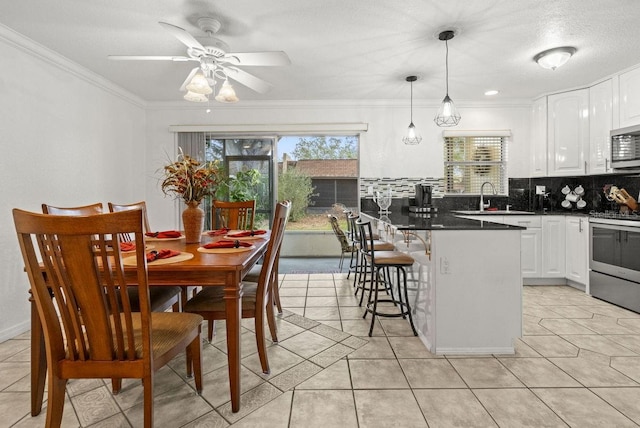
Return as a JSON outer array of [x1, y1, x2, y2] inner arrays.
[[214, 79, 239, 103], [434, 30, 461, 127], [402, 75, 422, 145], [534, 46, 577, 70]]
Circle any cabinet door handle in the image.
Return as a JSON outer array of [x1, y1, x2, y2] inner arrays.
[[605, 158, 609, 172], [584, 161, 588, 174], [578, 218, 583, 232]]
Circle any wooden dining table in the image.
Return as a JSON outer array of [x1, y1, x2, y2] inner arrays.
[[30, 232, 270, 415]]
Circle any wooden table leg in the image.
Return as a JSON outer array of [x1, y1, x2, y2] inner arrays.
[[224, 274, 243, 413], [30, 290, 46, 416]]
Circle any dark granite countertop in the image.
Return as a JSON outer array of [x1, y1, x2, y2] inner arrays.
[[360, 210, 524, 231]]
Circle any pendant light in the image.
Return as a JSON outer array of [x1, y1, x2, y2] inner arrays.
[[434, 30, 461, 127], [402, 75, 422, 145]]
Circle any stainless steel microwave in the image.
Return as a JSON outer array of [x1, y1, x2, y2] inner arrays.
[[611, 124, 640, 169]]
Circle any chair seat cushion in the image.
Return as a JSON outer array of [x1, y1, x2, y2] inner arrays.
[[184, 283, 259, 313], [372, 240, 395, 251], [367, 251, 415, 266], [114, 312, 203, 359], [243, 264, 261, 283]]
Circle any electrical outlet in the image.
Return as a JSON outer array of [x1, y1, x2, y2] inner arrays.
[[440, 257, 450, 274], [536, 185, 546, 195]]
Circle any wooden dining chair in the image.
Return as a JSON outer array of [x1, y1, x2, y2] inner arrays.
[[213, 200, 256, 230], [241, 199, 291, 315], [185, 200, 291, 374], [107, 201, 152, 237], [13, 208, 203, 428], [43, 203, 181, 313]]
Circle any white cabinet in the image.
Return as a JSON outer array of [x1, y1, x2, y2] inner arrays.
[[589, 79, 613, 174], [619, 66, 640, 128], [531, 97, 548, 177], [565, 216, 589, 289], [547, 89, 590, 176], [542, 216, 566, 277], [520, 228, 542, 277], [486, 215, 543, 278]]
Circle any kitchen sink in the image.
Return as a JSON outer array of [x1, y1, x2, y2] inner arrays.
[[453, 210, 535, 215]]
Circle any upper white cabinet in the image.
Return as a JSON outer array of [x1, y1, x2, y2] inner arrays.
[[547, 89, 590, 176], [589, 79, 613, 174], [619, 67, 640, 128], [531, 97, 548, 177]]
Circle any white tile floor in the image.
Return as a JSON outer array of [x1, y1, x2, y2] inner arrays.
[[2, 274, 640, 427]]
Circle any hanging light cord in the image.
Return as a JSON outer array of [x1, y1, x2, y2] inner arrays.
[[410, 80, 414, 123], [445, 38, 450, 96]]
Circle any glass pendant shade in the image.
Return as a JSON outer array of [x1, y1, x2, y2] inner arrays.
[[434, 94, 461, 127], [183, 90, 209, 102], [186, 72, 213, 95], [434, 30, 461, 127], [214, 79, 239, 103], [402, 75, 422, 145]]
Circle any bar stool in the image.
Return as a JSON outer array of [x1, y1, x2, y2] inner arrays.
[[357, 219, 418, 337], [349, 214, 394, 304]]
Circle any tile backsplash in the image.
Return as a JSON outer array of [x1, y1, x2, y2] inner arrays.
[[359, 173, 640, 213]]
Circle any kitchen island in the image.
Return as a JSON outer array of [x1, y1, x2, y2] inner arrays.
[[360, 210, 523, 355]]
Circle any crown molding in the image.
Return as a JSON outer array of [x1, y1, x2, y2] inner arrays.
[[0, 23, 146, 108]]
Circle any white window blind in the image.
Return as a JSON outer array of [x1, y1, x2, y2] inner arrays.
[[444, 135, 508, 194]]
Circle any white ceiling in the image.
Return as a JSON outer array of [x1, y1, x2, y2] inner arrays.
[[2, 0, 640, 103]]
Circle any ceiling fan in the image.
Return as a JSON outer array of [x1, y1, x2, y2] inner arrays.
[[109, 17, 291, 102]]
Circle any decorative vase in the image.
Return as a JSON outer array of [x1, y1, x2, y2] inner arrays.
[[182, 201, 205, 244]]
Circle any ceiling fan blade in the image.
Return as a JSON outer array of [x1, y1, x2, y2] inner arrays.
[[179, 67, 201, 92], [108, 55, 192, 62], [158, 21, 205, 52], [223, 51, 291, 67], [222, 66, 273, 94]]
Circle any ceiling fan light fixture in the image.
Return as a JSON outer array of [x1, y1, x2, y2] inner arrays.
[[186, 72, 213, 95], [215, 79, 239, 103], [434, 30, 461, 127], [534, 46, 576, 70], [402, 75, 422, 145], [183, 90, 209, 102]]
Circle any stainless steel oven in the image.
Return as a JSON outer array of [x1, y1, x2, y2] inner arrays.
[[590, 217, 640, 313]]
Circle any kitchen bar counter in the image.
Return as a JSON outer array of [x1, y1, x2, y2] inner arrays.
[[360, 210, 525, 230], [360, 210, 522, 355]]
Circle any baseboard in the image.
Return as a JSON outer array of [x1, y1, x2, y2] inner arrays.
[[0, 319, 30, 343]]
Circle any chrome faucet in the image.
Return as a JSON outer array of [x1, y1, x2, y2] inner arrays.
[[479, 181, 496, 211]]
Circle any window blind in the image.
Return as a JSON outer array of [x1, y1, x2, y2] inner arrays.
[[444, 135, 507, 194]]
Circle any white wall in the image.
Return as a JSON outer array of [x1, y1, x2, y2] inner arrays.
[[0, 28, 146, 341], [144, 100, 532, 230]]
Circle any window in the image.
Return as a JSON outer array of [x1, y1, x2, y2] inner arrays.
[[443, 131, 509, 194]]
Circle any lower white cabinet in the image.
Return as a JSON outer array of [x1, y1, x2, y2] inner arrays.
[[500, 216, 543, 278], [542, 216, 566, 277], [458, 214, 584, 283], [565, 215, 589, 288], [520, 228, 542, 277]]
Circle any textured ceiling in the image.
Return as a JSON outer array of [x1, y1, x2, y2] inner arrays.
[[1, 0, 639, 103]]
